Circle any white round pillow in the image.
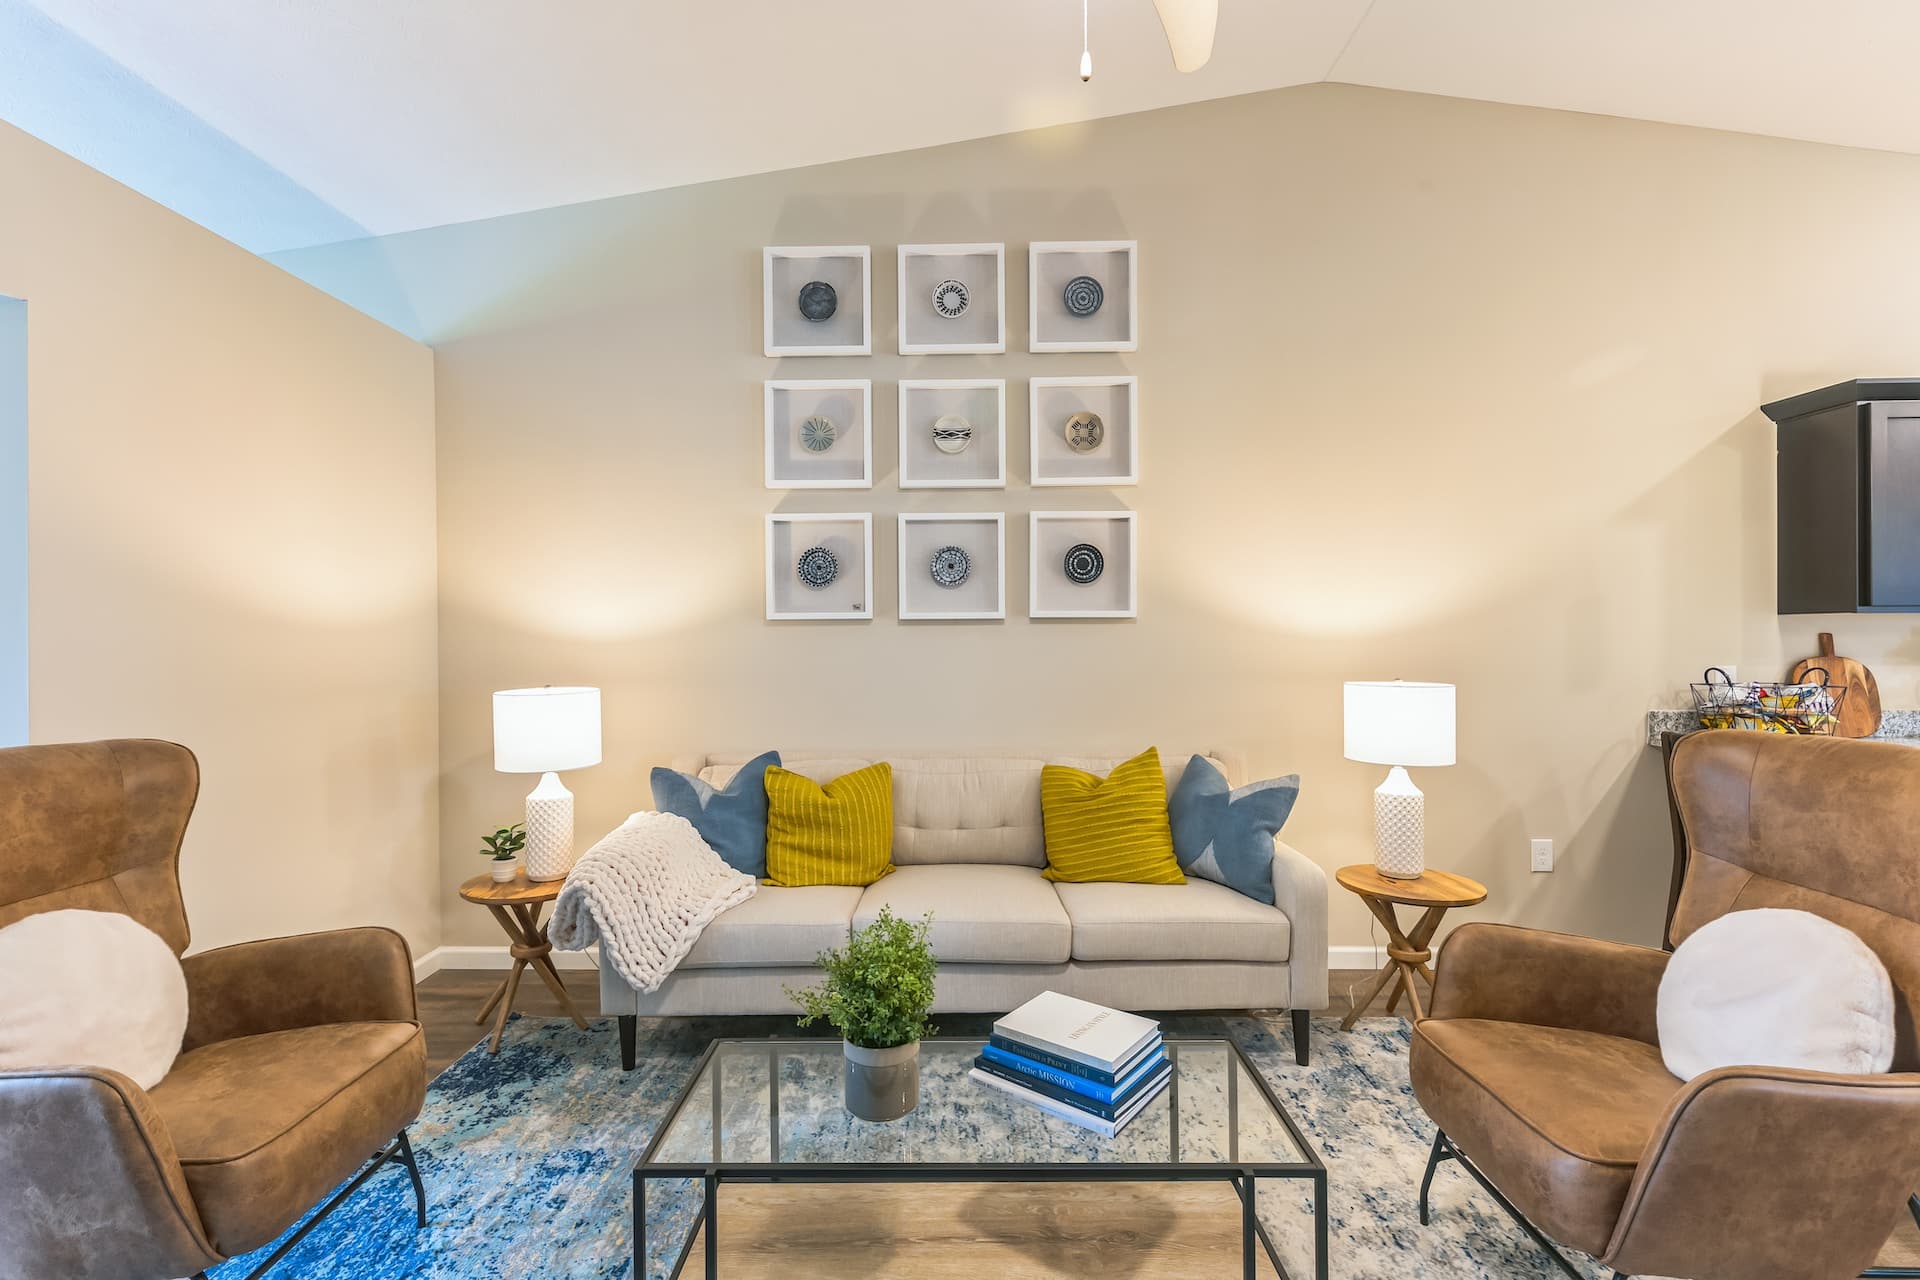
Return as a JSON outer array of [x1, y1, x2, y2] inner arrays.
[[1657, 907, 1895, 1082], [0, 909, 188, 1089]]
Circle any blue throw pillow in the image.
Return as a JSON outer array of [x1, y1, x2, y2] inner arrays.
[[651, 750, 782, 876], [1168, 755, 1299, 905]]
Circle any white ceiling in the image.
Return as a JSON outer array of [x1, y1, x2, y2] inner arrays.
[[5, 0, 1920, 255]]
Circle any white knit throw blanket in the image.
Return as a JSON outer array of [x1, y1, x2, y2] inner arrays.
[[549, 811, 757, 993]]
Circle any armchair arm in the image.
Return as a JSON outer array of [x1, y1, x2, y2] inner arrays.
[[182, 926, 417, 1051], [1606, 1066, 1920, 1279], [1272, 840, 1329, 1011], [1428, 922, 1667, 1043], [0, 1068, 223, 1279]]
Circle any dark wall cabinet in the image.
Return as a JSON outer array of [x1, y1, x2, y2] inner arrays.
[[1764, 378, 1920, 614]]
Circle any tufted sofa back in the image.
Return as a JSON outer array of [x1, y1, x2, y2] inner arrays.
[[682, 749, 1237, 869], [1670, 730, 1920, 1070]]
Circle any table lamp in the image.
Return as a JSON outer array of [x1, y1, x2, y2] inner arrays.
[[1343, 681, 1456, 879], [493, 686, 602, 882]]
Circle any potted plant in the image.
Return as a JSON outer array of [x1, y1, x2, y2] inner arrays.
[[787, 907, 936, 1122], [479, 822, 527, 883]]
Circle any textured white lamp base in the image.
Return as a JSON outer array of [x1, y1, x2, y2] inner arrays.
[[523, 771, 576, 882], [1373, 766, 1426, 879]]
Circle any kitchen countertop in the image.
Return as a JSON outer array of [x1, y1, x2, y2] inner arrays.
[[1646, 708, 1920, 747]]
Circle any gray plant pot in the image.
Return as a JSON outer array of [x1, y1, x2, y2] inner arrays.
[[843, 1039, 920, 1122]]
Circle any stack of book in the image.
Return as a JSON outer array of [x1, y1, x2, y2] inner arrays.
[[968, 990, 1171, 1137]]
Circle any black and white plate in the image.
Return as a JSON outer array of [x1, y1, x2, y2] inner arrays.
[[930, 546, 972, 588], [1063, 543, 1104, 584], [1062, 275, 1103, 317], [931, 279, 970, 318], [797, 545, 839, 588]]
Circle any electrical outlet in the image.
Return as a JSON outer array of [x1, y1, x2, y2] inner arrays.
[[1530, 839, 1554, 873]]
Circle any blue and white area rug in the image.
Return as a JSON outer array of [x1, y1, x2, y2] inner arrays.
[[210, 1014, 1606, 1279]]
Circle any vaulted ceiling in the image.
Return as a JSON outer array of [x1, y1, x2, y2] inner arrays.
[[4, 0, 1920, 256]]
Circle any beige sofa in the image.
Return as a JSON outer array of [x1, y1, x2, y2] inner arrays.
[[602, 750, 1329, 1066]]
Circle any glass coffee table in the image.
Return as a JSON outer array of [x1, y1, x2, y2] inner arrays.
[[634, 1037, 1327, 1279]]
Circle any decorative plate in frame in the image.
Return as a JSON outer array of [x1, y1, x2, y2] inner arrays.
[[930, 546, 972, 588], [1063, 543, 1104, 585], [797, 546, 839, 588], [800, 415, 837, 453]]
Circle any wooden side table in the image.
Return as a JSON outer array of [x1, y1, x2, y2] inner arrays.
[[458, 872, 591, 1053], [1335, 864, 1488, 1030]]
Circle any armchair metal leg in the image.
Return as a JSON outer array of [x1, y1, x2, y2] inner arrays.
[[395, 1128, 429, 1228], [1417, 1128, 1603, 1280], [1418, 1129, 1446, 1226], [1291, 1009, 1311, 1066], [208, 1127, 427, 1280]]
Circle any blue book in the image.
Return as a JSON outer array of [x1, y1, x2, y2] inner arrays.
[[973, 1054, 1172, 1121], [980, 1042, 1166, 1105], [969, 1066, 1170, 1138], [985, 1033, 1159, 1086]]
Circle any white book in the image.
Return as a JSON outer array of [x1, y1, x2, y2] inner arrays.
[[993, 990, 1161, 1072], [969, 1067, 1170, 1138]]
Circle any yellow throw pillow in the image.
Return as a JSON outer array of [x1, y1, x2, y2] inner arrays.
[[1040, 747, 1185, 884], [763, 762, 896, 887]]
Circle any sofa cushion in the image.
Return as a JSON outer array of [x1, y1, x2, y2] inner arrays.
[[651, 749, 781, 876], [1040, 747, 1184, 885], [1052, 879, 1291, 963], [853, 865, 1070, 965], [764, 762, 896, 887], [1408, 1018, 1681, 1255], [692, 751, 1236, 869], [1168, 755, 1299, 905], [680, 885, 861, 968], [148, 1021, 425, 1255]]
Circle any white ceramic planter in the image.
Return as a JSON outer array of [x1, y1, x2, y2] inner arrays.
[[843, 1040, 920, 1122], [488, 857, 521, 884]]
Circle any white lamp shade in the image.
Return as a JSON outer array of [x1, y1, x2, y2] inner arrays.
[[1344, 681, 1456, 768], [493, 687, 602, 773]]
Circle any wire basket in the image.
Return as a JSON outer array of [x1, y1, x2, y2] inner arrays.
[[1690, 666, 1846, 736]]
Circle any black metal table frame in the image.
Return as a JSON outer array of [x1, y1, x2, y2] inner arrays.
[[633, 1036, 1329, 1280]]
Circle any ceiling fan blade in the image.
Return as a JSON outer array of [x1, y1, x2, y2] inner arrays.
[[1151, 0, 1219, 72]]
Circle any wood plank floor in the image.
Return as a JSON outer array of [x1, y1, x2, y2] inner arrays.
[[414, 966, 1920, 1271]]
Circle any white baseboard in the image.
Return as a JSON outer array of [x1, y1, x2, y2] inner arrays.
[[413, 945, 600, 982], [1330, 944, 1388, 969]]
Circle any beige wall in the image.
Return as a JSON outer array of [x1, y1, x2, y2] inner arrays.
[[300, 84, 1920, 956], [0, 121, 441, 958]]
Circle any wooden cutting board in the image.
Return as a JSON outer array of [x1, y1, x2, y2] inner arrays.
[[1789, 632, 1882, 738]]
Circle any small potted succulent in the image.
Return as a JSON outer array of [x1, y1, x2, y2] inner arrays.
[[787, 907, 937, 1122], [479, 822, 527, 883]]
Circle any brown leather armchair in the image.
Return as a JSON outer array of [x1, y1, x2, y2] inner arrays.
[[0, 740, 428, 1280], [1410, 730, 1920, 1280]]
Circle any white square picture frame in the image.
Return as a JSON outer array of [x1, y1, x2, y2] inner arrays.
[[766, 513, 873, 620], [1029, 240, 1138, 352], [898, 243, 1006, 354], [898, 513, 1006, 621], [765, 380, 873, 489], [1030, 510, 1137, 619], [1030, 375, 1138, 487], [764, 246, 872, 356], [898, 379, 1007, 489]]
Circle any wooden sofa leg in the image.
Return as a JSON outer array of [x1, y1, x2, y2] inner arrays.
[[1291, 1008, 1311, 1066], [619, 1015, 637, 1071]]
